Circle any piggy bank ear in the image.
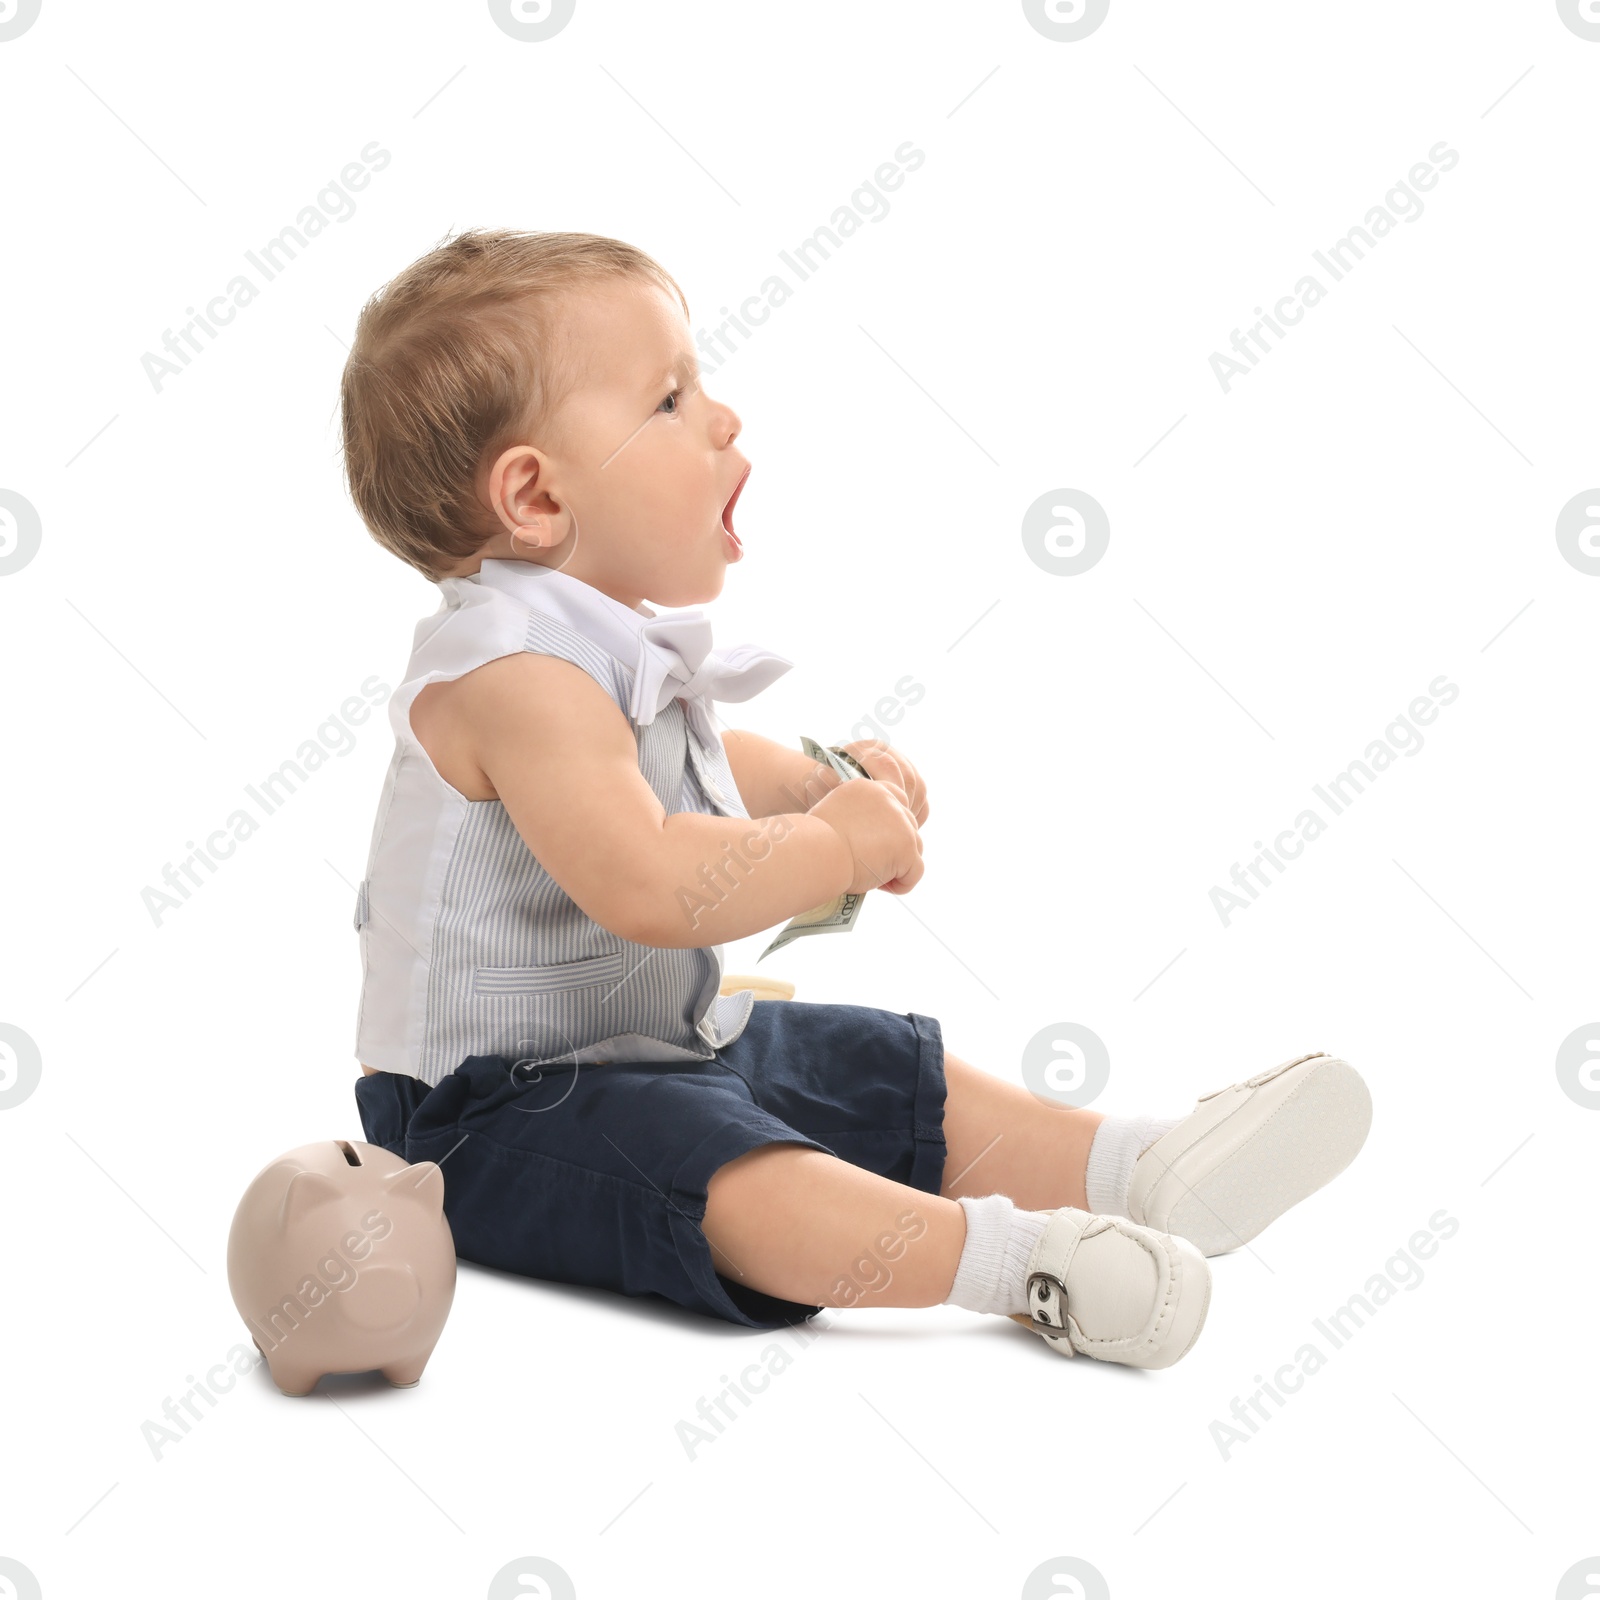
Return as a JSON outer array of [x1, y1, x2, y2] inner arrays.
[[277, 1169, 344, 1233], [386, 1159, 444, 1217]]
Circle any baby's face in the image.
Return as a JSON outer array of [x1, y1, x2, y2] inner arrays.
[[525, 278, 750, 611]]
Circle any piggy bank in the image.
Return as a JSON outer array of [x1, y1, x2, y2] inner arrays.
[[227, 1138, 456, 1397]]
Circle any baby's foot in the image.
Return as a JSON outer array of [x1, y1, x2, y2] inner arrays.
[[1007, 1207, 1211, 1369], [1126, 1052, 1372, 1256]]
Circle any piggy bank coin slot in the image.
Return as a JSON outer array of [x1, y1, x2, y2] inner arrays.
[[336, 1140, 362, 1166]]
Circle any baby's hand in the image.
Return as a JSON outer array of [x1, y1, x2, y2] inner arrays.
[[835, 740, 929, 827], [811, 777, 925, 896]]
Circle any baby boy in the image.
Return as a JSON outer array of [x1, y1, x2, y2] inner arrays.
[[342, 228, 1372, 1369]]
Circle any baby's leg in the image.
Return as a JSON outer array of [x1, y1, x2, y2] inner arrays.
[[703, 1143, 966, 1309], [701, 1050, 1113, 1310], [701, 1058, 1218, 1369], [938, 1050, 1106, 1211]]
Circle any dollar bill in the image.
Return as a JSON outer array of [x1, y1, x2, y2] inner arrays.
[[758, 737, 868, 961], [799, 735, 859, 782]]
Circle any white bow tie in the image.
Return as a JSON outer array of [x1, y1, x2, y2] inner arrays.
[[629, 612, 793, 751], [460, 562, 792, 753]]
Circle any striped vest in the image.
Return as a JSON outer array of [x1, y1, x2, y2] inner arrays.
[[353, 560, 790, 1086]]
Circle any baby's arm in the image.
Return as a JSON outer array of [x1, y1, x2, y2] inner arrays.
[[719, 728, 845, 818], [723, 728, 930, 828], [452, 652, 862, 950]]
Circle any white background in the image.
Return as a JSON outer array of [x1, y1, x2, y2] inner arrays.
[[2, 2, 1596, 1596]]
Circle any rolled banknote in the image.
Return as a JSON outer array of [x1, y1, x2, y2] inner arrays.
[[799, 735, 860, 784], [758, 736, 869, 961]]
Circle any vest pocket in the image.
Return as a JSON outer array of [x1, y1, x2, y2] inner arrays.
[[471, 950, 629, 997]]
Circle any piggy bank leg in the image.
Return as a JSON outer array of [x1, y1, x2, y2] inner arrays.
[[382, 1351, 432, 1388], [267, 1358, 327, 1398], [250, 1334, 321, 1397]]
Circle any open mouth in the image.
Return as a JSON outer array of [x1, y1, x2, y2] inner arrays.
[[721, 465, 751, 546]]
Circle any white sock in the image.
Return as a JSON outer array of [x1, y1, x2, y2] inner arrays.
[[1084, 1114, 1180, 1218], [942, 1193, 1051, 1317]]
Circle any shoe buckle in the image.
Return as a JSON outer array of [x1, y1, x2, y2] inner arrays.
[[1024, 1271, 1076, 1354]]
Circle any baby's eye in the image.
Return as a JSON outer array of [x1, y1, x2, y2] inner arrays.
[[657, 389, 683, 416]]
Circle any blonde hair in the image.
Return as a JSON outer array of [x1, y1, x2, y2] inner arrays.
[[339, 228, 688, 581]]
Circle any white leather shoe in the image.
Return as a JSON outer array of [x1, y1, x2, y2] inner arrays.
[[1006, 1207, 1211, 1369], [1128, 1051, 1372, 1257]]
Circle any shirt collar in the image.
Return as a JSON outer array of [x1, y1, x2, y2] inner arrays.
[[457, 560, 659, 667], [446, 559, 794, 744]]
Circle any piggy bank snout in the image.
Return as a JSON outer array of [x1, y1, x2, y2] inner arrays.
[[341, 1261, 422, 1331]]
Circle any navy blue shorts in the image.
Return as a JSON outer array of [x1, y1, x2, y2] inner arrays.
[[353, 1000, 947, 1329]]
